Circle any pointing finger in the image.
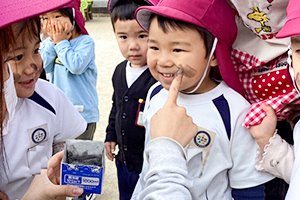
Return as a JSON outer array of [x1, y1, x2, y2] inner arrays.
[[165, 70, 183, 107]]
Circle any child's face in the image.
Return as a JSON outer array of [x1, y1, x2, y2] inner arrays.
[[42, 10, 73, 33], [147, 17, 216, 93], [5, 23, 43, 98], [114, 19, 148, 68], [291, 35, 300, 90]]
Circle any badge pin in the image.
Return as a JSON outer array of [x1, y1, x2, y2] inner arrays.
[[32, 128, 47, 144], [194, 131, 211, 148]]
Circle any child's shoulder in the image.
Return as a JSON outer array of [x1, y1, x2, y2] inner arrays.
[[34, 79, 69, 102], [219, 81, 250, 106]]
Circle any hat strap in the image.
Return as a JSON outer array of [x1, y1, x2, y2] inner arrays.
[[71, 8, 76, 31], [183, 37, 218, 94]]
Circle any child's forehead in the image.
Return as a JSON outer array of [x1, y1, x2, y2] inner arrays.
[[114, 19, 146, 33], [42, 10, 61, 16], [291, 36, 300, 45]]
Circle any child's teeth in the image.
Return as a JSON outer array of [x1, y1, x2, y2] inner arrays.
[[163, 73, 174, 77]]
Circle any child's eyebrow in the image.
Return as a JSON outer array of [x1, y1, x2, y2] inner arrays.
[[171, 41, 191, 46], [148, 39, 156, 43], [116, 32, 127, 35], [137, 30, 148, 34]]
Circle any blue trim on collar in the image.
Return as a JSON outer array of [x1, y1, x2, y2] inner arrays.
[[150, 84, 163, 100], [28, 91, 56, 115]]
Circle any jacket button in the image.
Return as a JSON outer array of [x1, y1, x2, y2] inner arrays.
[[123, 145, 128, 151], [124, 96, 129, 102], [122, 113, 127, 119], [121, 130, 125, 136]]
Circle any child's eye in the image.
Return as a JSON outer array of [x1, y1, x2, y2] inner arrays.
[[55, 15, 61, 18], [139, 34, 148, 39], [12, 54, 23, 61], [42, 17, 48, 20], [149, 46, 159, 51], [34, 48, 40, 54], [119, 36, 127, 40], [173, 49, 183, 52]]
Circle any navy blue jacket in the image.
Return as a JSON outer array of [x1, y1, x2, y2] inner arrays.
[[105, 60, 157, 171]]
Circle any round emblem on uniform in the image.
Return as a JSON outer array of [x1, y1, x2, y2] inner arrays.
[[32, 128, 47, 144], [194, 131, 211, 148]]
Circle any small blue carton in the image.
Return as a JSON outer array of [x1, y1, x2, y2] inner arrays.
[[61, 140, 105, 194]]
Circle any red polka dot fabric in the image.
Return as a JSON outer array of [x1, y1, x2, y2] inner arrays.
[[231, 49, 300, 128], [252, 68, 294, 101]]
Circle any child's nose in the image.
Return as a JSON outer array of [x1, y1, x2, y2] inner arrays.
[[129, 40, 139, 50], [23, 58, 39, 75], [157, 54, 173, 67]]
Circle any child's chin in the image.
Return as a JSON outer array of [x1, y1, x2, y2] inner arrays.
[[17, 88, 35, 98]]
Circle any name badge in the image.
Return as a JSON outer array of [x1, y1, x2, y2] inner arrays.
[[27, 123, 49, 149]]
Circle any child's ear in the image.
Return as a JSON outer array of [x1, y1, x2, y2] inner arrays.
[[209, 54, 218, 67]]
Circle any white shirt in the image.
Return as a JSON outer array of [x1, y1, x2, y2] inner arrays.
[[132, 81, 274, 200], [125, 61, 148, 88], [0, 79, 87, 199]]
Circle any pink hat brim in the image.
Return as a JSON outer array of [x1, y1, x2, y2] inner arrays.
[[216, 42, 245, 95], [276, 17, 300, 39], [0, 0, 72, 29]]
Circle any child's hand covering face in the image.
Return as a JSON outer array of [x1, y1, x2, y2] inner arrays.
[[42, 11, 73, 44], [43, 20, 72, 44]]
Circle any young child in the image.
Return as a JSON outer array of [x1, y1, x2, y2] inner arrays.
[[104, 0, 157, 199], [250, 0, 300, 198], [40, 0, 99, 141], [0, 15, 87, 199], [131, 0, 274, 199]]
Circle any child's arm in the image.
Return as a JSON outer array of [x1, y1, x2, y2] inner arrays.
[[249, 104, 294, 183], [54, 35, 95, 74], [105, 91, 118, 161], [134, 138, 193, 200], [132, 74, 194, 200], [39, 37, 56, 74]]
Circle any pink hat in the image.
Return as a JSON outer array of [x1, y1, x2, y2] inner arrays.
[[62, 0, 89, 35], [276, 0, 300, 38], [135, 0, 245, 95], [0, 0, 72, 29], [107, 0, 160, 14]]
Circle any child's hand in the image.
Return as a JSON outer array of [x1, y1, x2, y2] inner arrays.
[[51, 21, 72, 44], [47, 151, 64, 185], [105, 141, 116, 161], [0, 190, 9, 200], [150, 73, 197, 148], [249, 103, 277, 150], [43, 20, 54, 40]]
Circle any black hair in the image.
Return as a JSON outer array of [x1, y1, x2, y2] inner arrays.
[[13, 17, 41, 47], [58, 8, 81, 33], [150, 14, 214, 59], [110, 0, 150, 31]]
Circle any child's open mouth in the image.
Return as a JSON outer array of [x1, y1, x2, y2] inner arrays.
[[19, 78, 35, 87]]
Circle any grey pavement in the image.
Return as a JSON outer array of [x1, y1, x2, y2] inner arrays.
[[85, 16, 123, 199]]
